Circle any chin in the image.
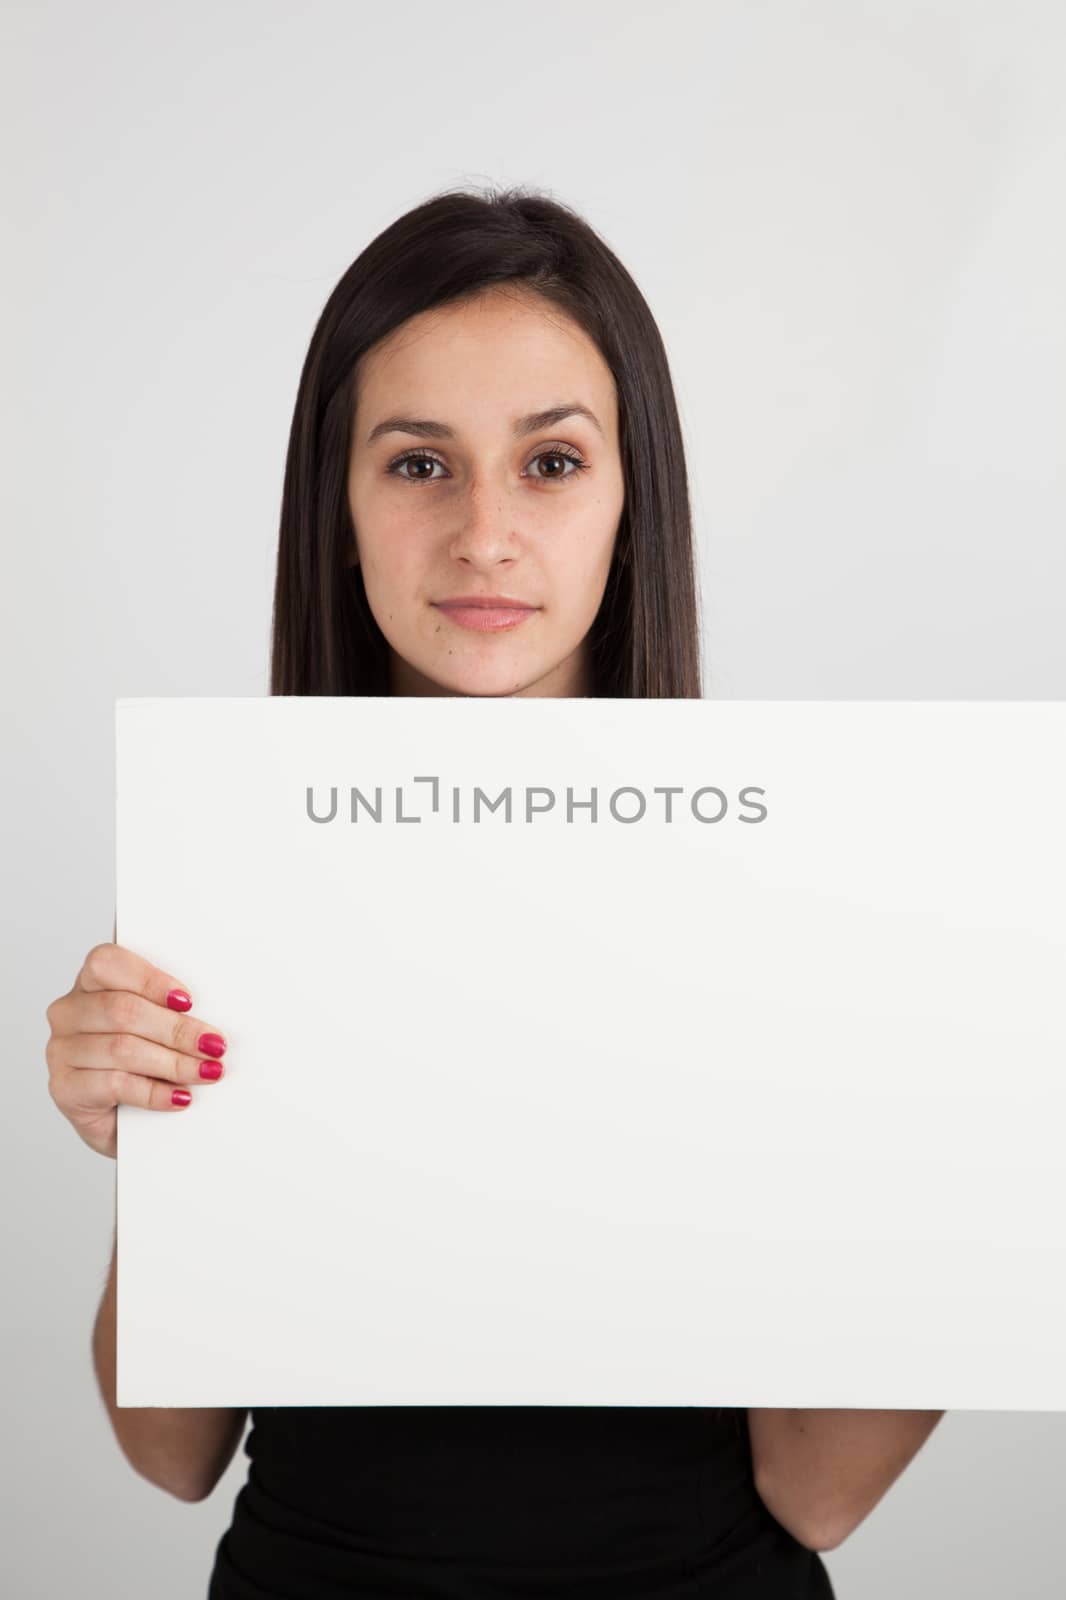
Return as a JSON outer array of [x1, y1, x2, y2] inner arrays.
[[445, 669, 537, 698], [426, 657, 544, 698]]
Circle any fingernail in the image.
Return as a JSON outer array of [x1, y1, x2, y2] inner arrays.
[[172, 1089, 192, 1106], [167, 989, 193, 1012], [198, 1060, 223, 1081], [197, 1032, 226, 1058]]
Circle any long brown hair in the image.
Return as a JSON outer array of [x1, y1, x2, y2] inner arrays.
[[269, 184, 703, 699]]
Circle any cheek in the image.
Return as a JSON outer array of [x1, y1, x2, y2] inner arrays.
[[358, 506, 422, 585], [566, 516, 618, 595]]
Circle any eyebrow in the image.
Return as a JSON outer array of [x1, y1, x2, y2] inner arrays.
[[365, 402, 604, 447]]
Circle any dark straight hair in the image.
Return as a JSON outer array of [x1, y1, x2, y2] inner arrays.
[[269, 184, 704, 699]]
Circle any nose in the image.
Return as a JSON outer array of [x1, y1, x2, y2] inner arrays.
[[447, 486, 520, 568]]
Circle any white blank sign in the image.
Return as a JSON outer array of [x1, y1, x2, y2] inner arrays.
[[115, 698, 1066, 1410]]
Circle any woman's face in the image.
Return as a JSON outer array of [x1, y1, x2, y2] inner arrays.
[[347, 286, 625, 698]]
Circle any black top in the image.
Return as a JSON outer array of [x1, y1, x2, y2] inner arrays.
[[207, 1406, 835, 1598]]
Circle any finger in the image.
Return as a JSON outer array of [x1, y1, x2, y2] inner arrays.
[[49, 1061, 202, 1117], [75, 941, 196, 1017], [46, 1030, 225, 1086]]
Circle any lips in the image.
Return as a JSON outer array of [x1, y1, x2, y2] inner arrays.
[[434, 595, 536, 609], [432, 597, 538, 633]]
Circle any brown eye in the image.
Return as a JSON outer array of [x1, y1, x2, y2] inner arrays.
[[533, 451, 574, 479], [386, 452, 446, 481], [527, 445, 590, 482]]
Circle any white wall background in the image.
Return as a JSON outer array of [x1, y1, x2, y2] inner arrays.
[[3, 1, 1065, 1594]]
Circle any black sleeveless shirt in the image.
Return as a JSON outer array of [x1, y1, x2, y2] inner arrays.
[[207, 1406, 835, 1598]]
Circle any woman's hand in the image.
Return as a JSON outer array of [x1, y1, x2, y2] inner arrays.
[[45, 942, 228, 1159]]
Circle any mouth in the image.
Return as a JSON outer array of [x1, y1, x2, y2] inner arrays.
[[432, 597, 539, 633]]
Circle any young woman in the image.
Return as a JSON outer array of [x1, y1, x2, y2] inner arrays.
[[45, 186, 942, 1597]]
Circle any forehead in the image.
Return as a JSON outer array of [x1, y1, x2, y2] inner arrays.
[[356, 289, 617, 421]]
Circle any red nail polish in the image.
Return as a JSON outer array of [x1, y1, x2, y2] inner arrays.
[[197, 1032, 226, 1058], [167, 989, 193, 1012], [172, 1089, 192, 1106], [199, 1060, 223, 1080]]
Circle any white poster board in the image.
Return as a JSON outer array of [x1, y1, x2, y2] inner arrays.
[[115, 698, 1066, 1410]]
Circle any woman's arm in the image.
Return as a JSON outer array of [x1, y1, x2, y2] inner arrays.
[[748, 1407, 945, 1551], [92, 1226, 248, 1501]]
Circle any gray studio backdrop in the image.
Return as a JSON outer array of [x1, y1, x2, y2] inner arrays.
[[4, 1, 1065, 1595]]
